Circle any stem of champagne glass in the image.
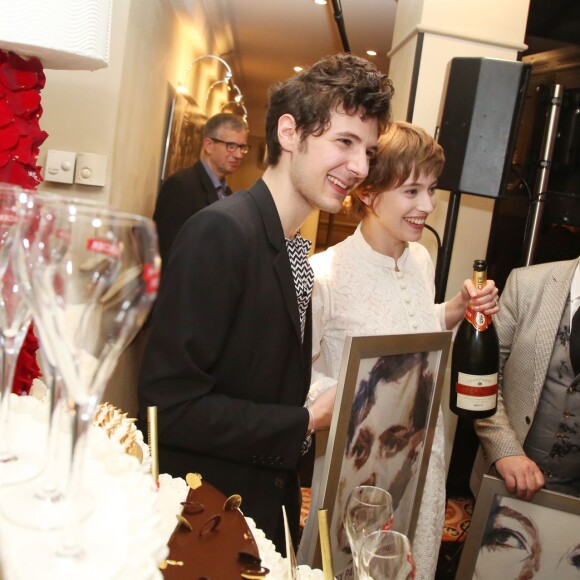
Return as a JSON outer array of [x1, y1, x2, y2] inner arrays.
[[57, 401, 91, 559], [35, 367, 66, 501], [0, 331, 28, 463]]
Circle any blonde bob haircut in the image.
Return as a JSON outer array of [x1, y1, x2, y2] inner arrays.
[[351, 121, 445, 219]]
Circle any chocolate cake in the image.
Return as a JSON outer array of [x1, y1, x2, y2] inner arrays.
[[162, 481, 264, 579]]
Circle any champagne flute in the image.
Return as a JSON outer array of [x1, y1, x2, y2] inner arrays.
[[1, 193, 114, 529], [13, 198, 159, 561], [0, 186, 41, 485], [358, 530, 414, 580], [0, 184, 23, 272], [0, 256, 39, 484], [344, 485, 394, 578]]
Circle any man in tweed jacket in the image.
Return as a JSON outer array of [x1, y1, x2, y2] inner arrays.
[[471, 256, 580, 500]]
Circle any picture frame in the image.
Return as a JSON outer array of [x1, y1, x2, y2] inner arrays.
[[457, 474, 580, 579], [160, 88, 207, 183], [158, 82, 177, 186], [299, 332, 451, 578]]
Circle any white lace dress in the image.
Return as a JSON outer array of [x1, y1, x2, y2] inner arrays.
[[308, 225, 447, 580]]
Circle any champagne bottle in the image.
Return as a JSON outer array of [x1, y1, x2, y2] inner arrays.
[[450, 259, 499, 418]]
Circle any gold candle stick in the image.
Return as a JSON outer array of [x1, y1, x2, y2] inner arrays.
[[317, 509, 334, 580], [147, 406, 159, 486]]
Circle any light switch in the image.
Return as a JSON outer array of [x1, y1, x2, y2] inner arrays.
[[74, 153, 107, 187], [44, 150, 77, 184]]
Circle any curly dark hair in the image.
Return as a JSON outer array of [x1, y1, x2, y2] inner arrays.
[[265, 53, 394, 166]]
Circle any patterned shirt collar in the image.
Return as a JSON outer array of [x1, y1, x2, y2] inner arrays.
[[285, 232, 313, 341]]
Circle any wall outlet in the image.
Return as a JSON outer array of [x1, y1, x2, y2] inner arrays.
[[74, 153, 107, 187], [44, 149, 77, 184]]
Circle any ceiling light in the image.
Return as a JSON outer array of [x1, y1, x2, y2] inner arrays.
[[314, 0, 327, 4], [366, 50, 377, 57], [293, 66, 303, 72]]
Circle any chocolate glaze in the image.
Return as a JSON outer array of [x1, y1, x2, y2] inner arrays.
[[162, 481, 261, 579]]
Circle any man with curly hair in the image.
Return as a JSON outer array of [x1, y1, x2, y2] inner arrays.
[[139, 53, 394, 553]]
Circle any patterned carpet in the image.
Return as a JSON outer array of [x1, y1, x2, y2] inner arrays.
[[300, 487, 312, 528], [442, 496, 473, 542]]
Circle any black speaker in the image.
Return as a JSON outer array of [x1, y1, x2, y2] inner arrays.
[[437, 57, 531, 198]]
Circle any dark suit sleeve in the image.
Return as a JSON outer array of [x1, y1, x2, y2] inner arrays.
[[153, 165, 218, 268], [138, 207, 308, 470]]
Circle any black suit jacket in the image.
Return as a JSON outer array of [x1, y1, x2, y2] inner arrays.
[[153, 160, 232, 267], [138, 179, 311, 551]]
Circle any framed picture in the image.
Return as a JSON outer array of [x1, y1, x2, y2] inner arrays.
[[158, 82, 177, 186], [457, 474, 580, 579], [161, 89, 207, 183], [300, 332, 451, 578]]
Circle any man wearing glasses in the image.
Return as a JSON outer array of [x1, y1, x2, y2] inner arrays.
[[153, 112, 249, 267]]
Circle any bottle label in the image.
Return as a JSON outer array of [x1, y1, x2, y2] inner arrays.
[[455, 371, 498, 411], [464, 307, 491, 331]]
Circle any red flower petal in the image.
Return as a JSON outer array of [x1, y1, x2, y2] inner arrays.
[[0, 64, 38, 91], [12, 323, 42, 396], [32, 129, 47, 149], [7, 52, 43, 75], [0, 124, 19, 150], [0, 151, 9, 167], [0, 101, 14, 128], [5, 89, 41, 118], [0, 159, 42, 188], [16, 117, 48, 148], [11, 136, 34, 165]]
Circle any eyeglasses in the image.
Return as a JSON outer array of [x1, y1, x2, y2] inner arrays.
[[209, 137, 251, 155]]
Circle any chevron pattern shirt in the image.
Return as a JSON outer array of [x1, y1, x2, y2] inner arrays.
[[285, 232, 313, 342]]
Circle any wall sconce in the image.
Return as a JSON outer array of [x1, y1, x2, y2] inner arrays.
[[221, 100, 248, 123], [179, 54, 248, 125]]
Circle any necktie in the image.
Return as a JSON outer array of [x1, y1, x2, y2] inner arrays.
[[570, 306, 580, 376]]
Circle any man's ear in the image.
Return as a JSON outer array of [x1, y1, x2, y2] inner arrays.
[[202, 137, 214, 155], [277, 114, 300, 153]]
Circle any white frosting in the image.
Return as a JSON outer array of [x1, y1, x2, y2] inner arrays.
[[0, 394, 166, 580], [0, 390, 326, 579], [0, 0, 112, 70]]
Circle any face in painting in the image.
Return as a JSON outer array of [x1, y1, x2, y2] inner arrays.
[[474, 496, 580, 579], [333, 355, 429, 554], [361, 171, 438, 258], [289, 109, 379, 215]]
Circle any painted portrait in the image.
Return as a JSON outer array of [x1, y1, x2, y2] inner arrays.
[[301, 333, 450, 578], [458, 475, 580, 579]]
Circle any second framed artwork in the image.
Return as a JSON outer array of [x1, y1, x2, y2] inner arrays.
[[300, 331, 451, 578], [160, 88, 208, 183], [457, 474, 580, 579]]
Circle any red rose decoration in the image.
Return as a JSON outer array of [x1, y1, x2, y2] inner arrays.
[[12, 322, 42, 395], [0, 49, 46, 394]]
